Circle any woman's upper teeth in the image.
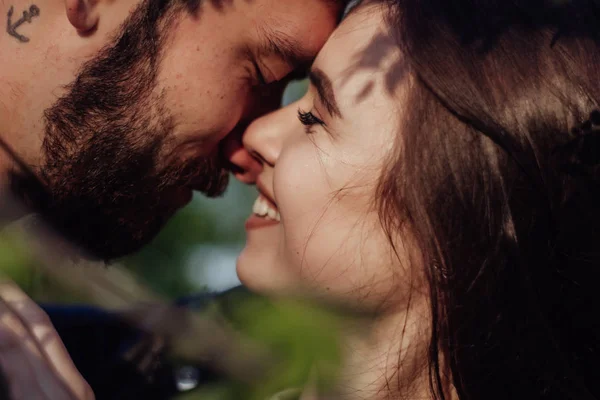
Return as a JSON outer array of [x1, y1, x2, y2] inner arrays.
[[252, 196, 280, 221]]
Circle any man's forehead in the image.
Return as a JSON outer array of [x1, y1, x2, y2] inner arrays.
[[257, 26, 316, 71], [255, 0, 344, 66]]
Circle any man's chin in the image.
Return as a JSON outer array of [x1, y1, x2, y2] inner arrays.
[[33, 203, 176, 262], [11, 167, 229, 261], [62, 221, 167, 262], [52, 184, 225, 261]]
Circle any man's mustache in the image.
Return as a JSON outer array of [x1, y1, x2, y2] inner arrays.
[[172, 153, 230, 198]]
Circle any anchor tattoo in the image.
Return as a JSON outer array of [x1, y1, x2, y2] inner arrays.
[[6, 5, 40, 43]]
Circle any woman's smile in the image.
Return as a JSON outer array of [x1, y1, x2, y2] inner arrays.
[[246, 194, 280, 230]]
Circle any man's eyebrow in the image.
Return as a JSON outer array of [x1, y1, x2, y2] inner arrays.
[[309, 68, 342, 118], [259, 27, 313, 71]]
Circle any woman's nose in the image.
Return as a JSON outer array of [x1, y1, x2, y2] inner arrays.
[[224, 105, 292, 184]]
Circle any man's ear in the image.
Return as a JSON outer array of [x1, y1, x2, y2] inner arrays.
[[65, 0, 99, 33]]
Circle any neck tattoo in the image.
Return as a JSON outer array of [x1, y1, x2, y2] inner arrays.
[[6, 4, 40, 43]]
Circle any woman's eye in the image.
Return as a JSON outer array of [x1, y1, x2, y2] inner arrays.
[[297, 109, 325, 133]]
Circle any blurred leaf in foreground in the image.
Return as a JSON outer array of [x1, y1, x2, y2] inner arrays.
[[0, 213, 345, 400], [187, 290, 344, 400]]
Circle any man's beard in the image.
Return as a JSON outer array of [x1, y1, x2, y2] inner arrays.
[[10, 0, 228, 261]]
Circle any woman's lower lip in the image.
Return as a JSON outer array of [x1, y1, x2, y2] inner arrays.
[[245, 214, 280, 230]]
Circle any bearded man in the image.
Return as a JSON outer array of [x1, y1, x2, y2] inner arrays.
[[0, 0, 345, 397]]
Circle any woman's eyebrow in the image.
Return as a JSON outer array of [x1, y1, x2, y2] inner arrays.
[[309, 68, 342, 118]]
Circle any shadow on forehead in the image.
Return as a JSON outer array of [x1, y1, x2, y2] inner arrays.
[[335, 0, 600, 105], [336, 6, 407, 104]]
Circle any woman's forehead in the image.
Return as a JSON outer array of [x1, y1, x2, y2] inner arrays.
[[313, 4, 404, 106], [315, 15, 375, 75]]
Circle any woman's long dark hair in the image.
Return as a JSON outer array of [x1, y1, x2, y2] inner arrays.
[[377, 1, 600, 399]]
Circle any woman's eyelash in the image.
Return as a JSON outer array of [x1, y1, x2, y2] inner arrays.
[[297, 109, 325, 128]]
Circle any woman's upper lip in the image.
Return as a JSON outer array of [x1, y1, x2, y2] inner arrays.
[[256, 179, 277, 208]]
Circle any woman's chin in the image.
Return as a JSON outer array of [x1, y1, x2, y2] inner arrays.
[[235, 249, 293, 295], [236, 250, 270, 292]]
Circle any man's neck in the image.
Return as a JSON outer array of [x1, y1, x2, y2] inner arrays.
[[0, 0, 17, 175], [0, 77, 27, 200], [0, 0, 59, 194], [0, 136, 31, 223]]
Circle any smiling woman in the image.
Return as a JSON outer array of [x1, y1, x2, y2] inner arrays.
[[228, 4, 432, 398], [227, 0, 600, 399], [232, 2, 408, 310]]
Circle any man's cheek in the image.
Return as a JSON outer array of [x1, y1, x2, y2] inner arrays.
[[195, 91, 249, 142]]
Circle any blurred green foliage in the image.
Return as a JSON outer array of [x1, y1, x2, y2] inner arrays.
[[173, 292, 343, 400], [0, 230, 86, 303], [0, 227, 345, 400]]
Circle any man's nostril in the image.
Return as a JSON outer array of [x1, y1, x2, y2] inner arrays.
[[227, 161, 245, 175]]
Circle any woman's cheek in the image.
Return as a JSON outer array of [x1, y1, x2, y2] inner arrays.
[[275, 138, 326, 217], [274, 141, 332, 266]]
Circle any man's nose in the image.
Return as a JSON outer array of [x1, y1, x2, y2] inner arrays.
[[222, 126, 263, 184], [224, 79, 291, 184]]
